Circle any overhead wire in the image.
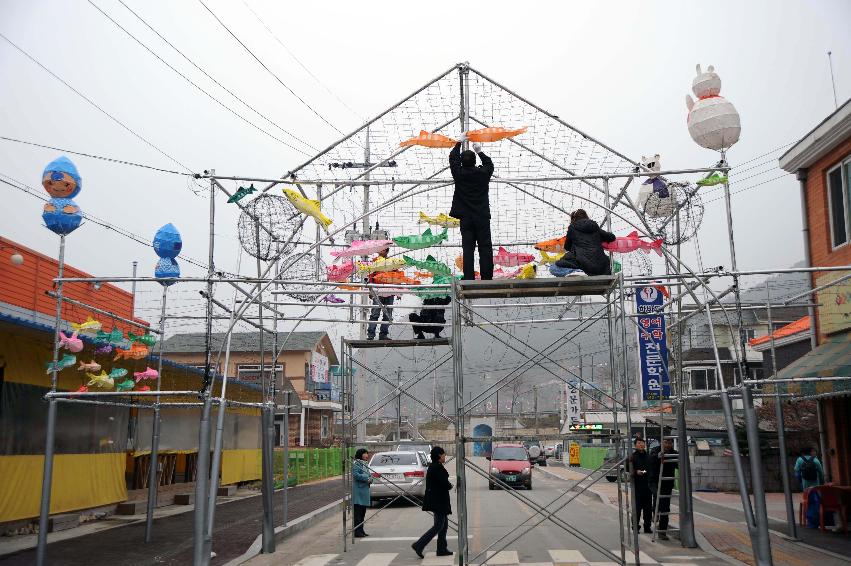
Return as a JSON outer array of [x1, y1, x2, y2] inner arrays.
[[114, 0, 319, 154], [0, 31, 196, 179], [196, 0, 346, 137], [239, 0, 364, 121], [86, 0, 314, 157]]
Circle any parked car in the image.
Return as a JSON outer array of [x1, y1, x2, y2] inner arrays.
[[368, 451, 429, 503], [523, 440, 547, 466], [488, 444, 533, 490], [395, 442, 432, 454], [544, 445, 557, 458]]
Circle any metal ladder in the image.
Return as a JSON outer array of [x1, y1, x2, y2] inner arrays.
[[651, 433, 680, 542]]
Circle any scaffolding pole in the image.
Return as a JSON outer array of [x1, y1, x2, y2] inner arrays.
[[144, 285, 169, 542]]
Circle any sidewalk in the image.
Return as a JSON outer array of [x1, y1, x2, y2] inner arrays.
[[0, 477, 344, 566], [539, 464, 851, 566]]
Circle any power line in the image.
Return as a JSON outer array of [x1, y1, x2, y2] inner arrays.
[[0, 135, 188, 176], [87, 0, 313, 157], [114, 0, 318, 154], [197, 0, 345, 136], [0, 31, 195, 177], [240, 0, 364, 121]]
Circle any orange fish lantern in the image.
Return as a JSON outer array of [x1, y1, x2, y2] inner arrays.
[[465, 126, 527, 143], [534, 235, 566, 253], [114, 343, 150, 361], [414, 271, 434, 279], [455, 255, 464, 270], [372, 271, 422, 286], [399, 130, 457, 149]]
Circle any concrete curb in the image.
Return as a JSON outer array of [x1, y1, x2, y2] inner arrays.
[[223, 498, 344, 566], [691, 524, 750, 566], [534, 465, 609, 505]]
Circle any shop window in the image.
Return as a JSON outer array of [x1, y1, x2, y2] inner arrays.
[[687, 367, 719, 392], [320, 415, 330, 438], [826, 160, 851, 249]]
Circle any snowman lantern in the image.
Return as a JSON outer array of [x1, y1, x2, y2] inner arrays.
[[153, 223, 182, 286], [685, 64, 741, 152], [41, 156, 83, 235], [636, 154, 675, 219]]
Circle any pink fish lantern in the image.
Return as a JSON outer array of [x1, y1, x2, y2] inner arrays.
[[493, 266, 522, 279], [321, 294, 346, 304], [493, 247, 535, 267], [326, 261, 355, 282], [59, 331, 84, 353], [76, 385, 88, 393], [133, 367, 159, 382], [602, 231, 664, 256], [330, 240, 394, 261]]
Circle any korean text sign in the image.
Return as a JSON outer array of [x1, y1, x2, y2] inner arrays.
[[636, 286, 670, 400]]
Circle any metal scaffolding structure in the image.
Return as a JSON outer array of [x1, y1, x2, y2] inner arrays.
[[31, 62, 851, 566]]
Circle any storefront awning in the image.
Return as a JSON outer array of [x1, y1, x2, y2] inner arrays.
[[763, 332, 851, 396]]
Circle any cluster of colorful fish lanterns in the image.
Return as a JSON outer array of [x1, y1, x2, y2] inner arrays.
[[47, 315, 158, 392]]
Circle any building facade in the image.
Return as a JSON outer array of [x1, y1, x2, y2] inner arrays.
[[779, 97, 851, 485], [162, 331, 341, 447]]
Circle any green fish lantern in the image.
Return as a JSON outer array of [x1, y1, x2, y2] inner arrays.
[[416, 274, 459, 299], [227, 184, 257, 203], [403, 254, 451, 276], [115, 379, 135, 392], [128, 331, 157, 348], [96, 328, 126, 346], [393, 228, 448, 250], [696, 173, 728, 187], [108, 368, 128, 380], [46, 353, 77, 374]]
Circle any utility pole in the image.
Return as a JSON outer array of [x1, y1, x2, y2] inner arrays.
[[396, 366, 402, 442], [534, 386, 539, 435]]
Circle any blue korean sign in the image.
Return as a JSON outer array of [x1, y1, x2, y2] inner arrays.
[[636, 286, 670, 401]]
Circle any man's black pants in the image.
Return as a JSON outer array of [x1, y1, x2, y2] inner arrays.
[[353, 504, 367, 536], [634, 484, 653, 531], [460, 216, 493, 280], [413, 512, 449, 553]]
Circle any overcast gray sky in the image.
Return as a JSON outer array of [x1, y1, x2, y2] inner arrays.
[[2, 0, 850, 339]]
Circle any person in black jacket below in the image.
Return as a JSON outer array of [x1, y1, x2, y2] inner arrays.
[[648, 438, 678, 540], [630, 437, 653, 534], [555, 209, 617, 276], [409, 296, 451, 339], [412, 446, 453, 558], [449, 140, 495, 280]]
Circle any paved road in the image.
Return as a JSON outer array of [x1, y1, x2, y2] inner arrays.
[[248, 458, 726, 565], [0, 479, 344, 566]]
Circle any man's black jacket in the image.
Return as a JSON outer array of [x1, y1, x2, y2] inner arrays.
[[449, 143, 494, 220], [630, 449, 652, 489], [649, 447, 678, 488], [421, 461, 453, 515]]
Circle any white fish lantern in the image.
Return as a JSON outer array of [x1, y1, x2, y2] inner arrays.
[[685, 64, 741, 152]]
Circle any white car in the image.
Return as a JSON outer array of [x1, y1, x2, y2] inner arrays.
[[367, 451, 429, 503], [544, 445, 557, 458]]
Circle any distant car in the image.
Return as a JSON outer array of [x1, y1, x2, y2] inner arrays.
[[523, 441, 547, 466], [368, 451, 429, 503], [488, 444, 533, 490], [544, 445, 557, 458], [603, 446, 629, 483]]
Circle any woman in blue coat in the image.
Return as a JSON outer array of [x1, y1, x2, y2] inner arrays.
[[352, 448, 372, 537]]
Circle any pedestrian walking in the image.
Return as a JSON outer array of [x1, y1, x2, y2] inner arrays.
[[449, 139, 495, 280], [352, 448, 372, 538], [649, 438, 678, 540], [554, 209, 617, 276], [629, 437, 653, 534], [366, 247, 394, 340], [794, 446, 824, 490], [412, 446, 453, 558]]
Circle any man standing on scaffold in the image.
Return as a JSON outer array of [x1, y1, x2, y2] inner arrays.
[[449, 137, 494, 280]]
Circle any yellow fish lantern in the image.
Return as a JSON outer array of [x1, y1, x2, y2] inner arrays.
[[356, 256, 406, 274], [515, 262, 537, 280], [538, 250, 565, 265], [283, 188, 333, 232], [418, 212, 460, 229]]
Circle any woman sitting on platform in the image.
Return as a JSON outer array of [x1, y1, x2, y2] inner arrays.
[[554, 209, 616, 276]]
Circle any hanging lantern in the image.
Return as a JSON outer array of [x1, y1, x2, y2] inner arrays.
[[685, 64, 741, 151], [41, 156, 83, 235]]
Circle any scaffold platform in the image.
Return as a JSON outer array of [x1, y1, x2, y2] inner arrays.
[[457, 275, 617, 299], [344, 337, 451, 349]]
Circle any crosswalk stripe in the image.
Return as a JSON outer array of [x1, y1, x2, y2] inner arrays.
[[422, 551, 455, 566], [549, 549, 586, 563], [355, 552, 397, 566], [291, 554, 339, 566], [610, 549, 658, 564], [485, 550, 520, 564]]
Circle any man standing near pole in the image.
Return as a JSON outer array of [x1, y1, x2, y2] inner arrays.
[[630, 438, 654, 534], [649, 438, 678, 540], [449, 139, 494, 280]]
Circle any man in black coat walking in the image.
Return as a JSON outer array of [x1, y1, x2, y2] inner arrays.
[[412, 446, 453, 558], [449, 141, 494, 280], [630, 437, 654, 534]]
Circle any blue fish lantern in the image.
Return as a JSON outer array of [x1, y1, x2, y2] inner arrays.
[[41, 156, 83, 235], [154, 257, 180, 286], [153, 223, 182, 258]]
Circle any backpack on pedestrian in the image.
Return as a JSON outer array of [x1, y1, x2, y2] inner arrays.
[[800, 456, 819, 482]]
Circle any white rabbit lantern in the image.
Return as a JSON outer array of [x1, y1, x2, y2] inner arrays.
[[685, 64, 741, 151], [636, 154, 675, 219]]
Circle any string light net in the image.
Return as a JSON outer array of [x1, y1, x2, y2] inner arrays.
[[642, 181, 705, 245], [237, 194, 303, 260]]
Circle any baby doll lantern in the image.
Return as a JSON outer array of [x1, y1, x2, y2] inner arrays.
[[636, 154, 675, 218], [153, 223, 182, 285], [685, 64, 741, 151], [41, 156, 83, 235]]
